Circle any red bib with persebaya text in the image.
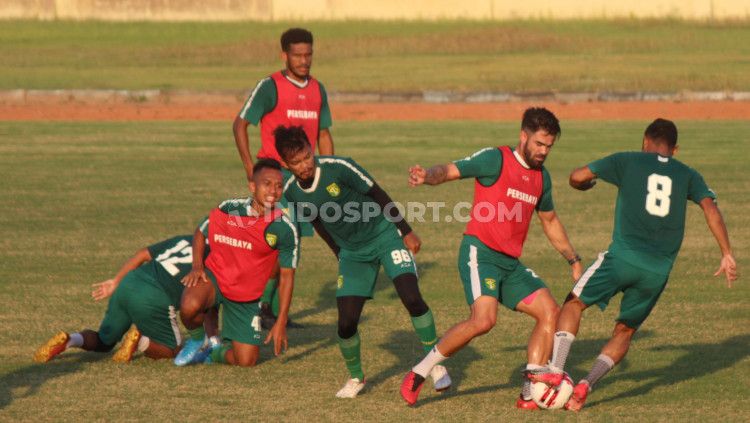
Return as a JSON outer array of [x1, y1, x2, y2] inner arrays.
[[464, 146, 543, 258], [205, 207, 282, 302], [258, 71, 322, 162]]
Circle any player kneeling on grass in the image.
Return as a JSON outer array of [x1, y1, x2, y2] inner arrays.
[[275, 125, 451, 398], [400, 107, 583, 409], [546, 118, 738, 411], [175, 158, 300, 367], [34, 235, 214, 363]]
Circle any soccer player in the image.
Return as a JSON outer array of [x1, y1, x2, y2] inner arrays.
[[274, 125, 451, 398], [400, 107, 584, 409], [34, 234, 209, 363], [175, 159, 300, 367], [232, 27, 334, 326], [547, 118, 738, 411]]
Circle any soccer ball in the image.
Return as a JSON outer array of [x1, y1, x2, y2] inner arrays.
[[531, 372, 574, 410]]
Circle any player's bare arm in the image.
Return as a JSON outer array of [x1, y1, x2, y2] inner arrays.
[[232, 115, 255, 181], [409, 163, 461, 187], [318, 128, 334, 155], [699, 197, 738, 287], [569, 166, 598, 191], [537, 210, 584, 280], [265, 267, 295, 355], [91, 247, 152, 301], [181, 227, 210, 287]]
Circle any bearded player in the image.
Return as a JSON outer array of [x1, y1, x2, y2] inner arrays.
[[400, 107, 584, 409], [34, 234, 215, 363], [175, 159, 300, 367], [233, 28, 334, 327], [275, 125, 451, 398], [546, 118, 738, 411]]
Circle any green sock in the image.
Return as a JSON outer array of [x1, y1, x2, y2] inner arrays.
[[188, 327, 205, 342], [260, 279, 278, 309], [337, 332, 364, 380], [210, 342, 231, 364], [411, 309, 438, 353]]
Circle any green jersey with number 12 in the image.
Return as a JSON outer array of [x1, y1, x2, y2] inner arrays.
[[588, 152, 715, 274]]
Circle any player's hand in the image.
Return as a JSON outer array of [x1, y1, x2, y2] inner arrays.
[[714, 253, 738, 288], [91, 278, 117, 301], [408, 165, 426, 187], [571, 261, 584, 281], [264, 319, 288, 356], [403, 231, 421, 254], [181, 269, 209, 287]]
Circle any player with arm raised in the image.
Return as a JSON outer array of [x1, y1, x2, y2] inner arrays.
[[400, 107, 583, 409], [547, 118, 738, 411], [174, 159, 300, 367], [275, 125, 450, 398], [34, 234, 215, 363], [232, 28, 333, 327]]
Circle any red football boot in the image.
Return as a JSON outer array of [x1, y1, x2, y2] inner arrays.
[[400, 371, 426, 406], [565, 382, 590, 411], [516, 395, 539, 410]]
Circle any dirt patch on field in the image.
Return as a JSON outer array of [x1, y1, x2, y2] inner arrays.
[[1, 99, 748, 121]]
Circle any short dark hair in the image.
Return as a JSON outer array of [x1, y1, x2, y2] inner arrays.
[[644, 118, 678, 148], [253, 158, 282, 175], [281, 28, 313, 51], [274, 125, 310, 160], [521, 107, 561, 138]]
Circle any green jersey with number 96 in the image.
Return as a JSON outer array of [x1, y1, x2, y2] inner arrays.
[[588, 152, 716, 274]]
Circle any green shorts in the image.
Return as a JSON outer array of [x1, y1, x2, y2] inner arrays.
[[336, 229, 417, 298], [206, 269, 262, 346], [98, 268, 182, 349], [572, 251, 669, 329], [458, 235, 546, 310], [281, 168, 313, 237]]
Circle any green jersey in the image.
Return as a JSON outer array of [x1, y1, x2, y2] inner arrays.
[[143, 235, 195, 305], [283, 156, 393, 250], [198, 197, 300, 269], [589, 152, 716, 274], [453, 147, 554, 211]]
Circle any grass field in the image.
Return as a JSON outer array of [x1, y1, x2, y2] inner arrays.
[[2, 20, 750, 92], [0, 119, 747, 421]]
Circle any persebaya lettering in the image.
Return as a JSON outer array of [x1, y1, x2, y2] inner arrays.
[[506, 188, 538, 206], [287, 109, 319, 120], [213, 234, 252, 251]]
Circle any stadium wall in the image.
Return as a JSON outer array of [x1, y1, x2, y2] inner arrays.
[[2, 0, 749, 21]]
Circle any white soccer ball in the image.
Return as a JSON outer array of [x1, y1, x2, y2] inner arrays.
[[531, 372, 574, 410]]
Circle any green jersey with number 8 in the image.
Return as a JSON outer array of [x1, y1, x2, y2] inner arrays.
[[588, 152, 716, 274]]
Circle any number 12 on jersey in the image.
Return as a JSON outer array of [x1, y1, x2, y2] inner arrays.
[[645, 173, 672, 217]]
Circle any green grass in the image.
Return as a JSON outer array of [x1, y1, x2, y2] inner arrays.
[[2, 20, 750, 92], [0, 120, 748, 420]]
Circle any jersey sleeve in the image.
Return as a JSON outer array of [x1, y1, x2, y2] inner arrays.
[[453, 147, 502, 186], [319, 82, 332, 129], [536, 167, 555, 211], [197, 215, 210, 238], [687, 168, 717, 204], [588, 152, 627, 186], [238, 78, 276, 125], [146, 236, 181, 258], [267, 217, 300, 269], [336, 157, 376, 194]]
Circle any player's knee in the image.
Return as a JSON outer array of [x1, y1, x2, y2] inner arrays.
[[337, 319, 359, 339], [613, 322, 637, 337], [235, 356, 258, 368], [472, 315, 496, 335], [402, 295, 428, 317]]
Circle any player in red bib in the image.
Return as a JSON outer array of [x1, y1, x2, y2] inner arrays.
[[177, 159, 300, 367], [400, 108, 584, 408], [232, 28, 333, 327]]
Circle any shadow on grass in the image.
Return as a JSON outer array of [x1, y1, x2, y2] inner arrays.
[[587, 333, 750, 408], [0, 352, 107, 410]]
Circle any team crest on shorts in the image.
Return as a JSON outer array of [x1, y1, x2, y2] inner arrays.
[[484, 278, 497, 290], [265, 233, 277, 247], [326, 183, 341, 197], [337, 275, 344, 289]]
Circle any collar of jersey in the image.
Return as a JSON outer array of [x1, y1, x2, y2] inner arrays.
[[297, 166, 322, 193], [244, 197, 260, 217], [283, 71, 309, 88], [513, 149, 531, 169]]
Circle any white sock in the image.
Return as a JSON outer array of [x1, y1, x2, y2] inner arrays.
[[137, 336, 150, 352], [412, 346, 448, 378], [522, 364, 544, 400], [550, 331, 576, 373], [67, 333, 84, 348]]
